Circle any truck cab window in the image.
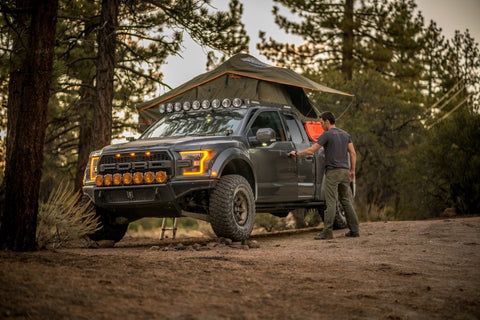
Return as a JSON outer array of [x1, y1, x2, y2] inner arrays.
[[248, 111, 286, 141], [283, 114, 305, 144]]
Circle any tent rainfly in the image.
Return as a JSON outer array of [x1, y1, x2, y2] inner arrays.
[[136, 53, 353, 127]]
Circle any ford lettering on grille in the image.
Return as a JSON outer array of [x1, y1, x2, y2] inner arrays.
[[99, 160, 170, 172]]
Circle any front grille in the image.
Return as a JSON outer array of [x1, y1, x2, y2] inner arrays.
[[98, 151, 173, 176], [100, 152, 170, 164]]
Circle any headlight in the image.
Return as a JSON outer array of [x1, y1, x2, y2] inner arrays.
[[179, 150, 214, 176], [83, 150, 102, 184]]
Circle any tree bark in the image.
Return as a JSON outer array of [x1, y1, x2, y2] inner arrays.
[[0, 0, 58, 251], [92, 0, 119, 150], [74, 85, 94, 192], [341, 0, 354, 80]]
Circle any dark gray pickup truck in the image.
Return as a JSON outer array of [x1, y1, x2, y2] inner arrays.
[[83, 98, 348, 242]]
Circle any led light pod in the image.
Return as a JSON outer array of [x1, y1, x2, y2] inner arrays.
[[201, 99, 210, 109], [144, 172, 155, 184], [95, 175, 104, 187], [155, 171, 167, 183], [232, 98, 242, 107], [122, 173, 133, 185], [192, 100, 200, 110], [133, 172, 144, 184], [212, 99, 221, 109], [104, 174, 113, 186], [222, 98, 231, 108], [113, 173, 122, 186]]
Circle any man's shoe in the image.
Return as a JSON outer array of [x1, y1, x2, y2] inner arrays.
[[314, 233, 333, 240], [345, 231, 360, 237]]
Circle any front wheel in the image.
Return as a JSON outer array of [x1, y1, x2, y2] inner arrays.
[[209, 175, 255, 241], [82, 196, 129, 243]]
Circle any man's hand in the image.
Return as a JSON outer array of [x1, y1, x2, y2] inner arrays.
[[349, 170, 355, 182], [289, 151, 297, 157]]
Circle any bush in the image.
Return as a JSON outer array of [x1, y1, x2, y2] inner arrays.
[[36, 182, 100, 249]]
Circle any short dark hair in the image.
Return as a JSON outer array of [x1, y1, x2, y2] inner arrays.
[[320, 111, 335, 124]]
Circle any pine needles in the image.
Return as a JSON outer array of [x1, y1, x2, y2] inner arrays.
[[37, 182, 100, 249]]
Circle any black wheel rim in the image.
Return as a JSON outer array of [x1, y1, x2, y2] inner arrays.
[[233, 189, 249, 226]]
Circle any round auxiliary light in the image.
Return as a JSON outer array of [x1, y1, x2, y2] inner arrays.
[[104, 174, 113, 187], [192, 100, 200, 110], [201, 99, 211, 109], [113, 173, 122, 186], [144, 172, 155, 184], [211, 99, 221, 109], [155, 171, 167, 183], [122, 173, 133, 185], [133, 172, 144, 185], [174, 102, 182, 112], [183, 101, 191, 111], [166, 103, 174, 113], [222, 98, 232, 108], [159, 104, 166, 114], [232, 98, 243, 108], [95, 175, 104, 187]]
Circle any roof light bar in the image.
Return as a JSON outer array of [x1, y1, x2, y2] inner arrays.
[[158, 98, 244, 114]]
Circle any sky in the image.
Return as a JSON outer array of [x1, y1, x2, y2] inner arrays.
[[159, 0, 480, 91]]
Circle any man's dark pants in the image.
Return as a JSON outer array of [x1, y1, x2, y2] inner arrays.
[[322, 168, 359, 238]]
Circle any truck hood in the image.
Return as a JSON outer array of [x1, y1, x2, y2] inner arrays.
[[101, 136, 241, 154]]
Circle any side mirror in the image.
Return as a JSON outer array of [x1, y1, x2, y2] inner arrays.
[[248, 127, 276, 146], [256, 128, 276, 143]]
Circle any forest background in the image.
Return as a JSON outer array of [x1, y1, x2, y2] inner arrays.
[[0, 0, 479, 251]]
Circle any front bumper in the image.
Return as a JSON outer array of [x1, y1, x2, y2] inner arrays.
[[83, 179, 217, 219]]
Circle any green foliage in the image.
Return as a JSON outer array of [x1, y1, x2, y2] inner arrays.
[[37, 182, 100, 249], [24, 0, 249, 195], [254, 213, 286, 232], [399, 109, 480, 217]]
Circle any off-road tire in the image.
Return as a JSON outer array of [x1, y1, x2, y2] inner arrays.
[[209, 175, 255, 241], [318, 202, 348, 230], [81, 196, 128, 243]]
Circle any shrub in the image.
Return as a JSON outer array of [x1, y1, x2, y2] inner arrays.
[[36, 182, 100, 249]]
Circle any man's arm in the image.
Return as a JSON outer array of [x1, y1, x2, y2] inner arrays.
[[289, 143, 322, 157], [348, 142, 356, 181]]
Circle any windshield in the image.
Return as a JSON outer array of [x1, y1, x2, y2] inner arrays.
[[140, 109, 247, 139]]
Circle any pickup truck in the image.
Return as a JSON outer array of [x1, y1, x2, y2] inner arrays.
[[82, 98, 348, 242]]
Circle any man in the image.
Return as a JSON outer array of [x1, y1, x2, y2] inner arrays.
[[289, 111, 360, 240]]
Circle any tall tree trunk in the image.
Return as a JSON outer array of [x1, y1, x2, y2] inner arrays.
[[74, 85, 94, 192], [92, 0, 119, 150], [341, 0, 354, 80], [0, 0, 58, 251]]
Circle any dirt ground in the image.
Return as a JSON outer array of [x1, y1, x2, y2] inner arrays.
[[0, 216, 479, 320]]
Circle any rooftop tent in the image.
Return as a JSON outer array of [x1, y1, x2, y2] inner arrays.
[[136, 53, 352, 127]]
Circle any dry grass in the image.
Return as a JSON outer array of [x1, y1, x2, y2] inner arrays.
[[36, 182, 100, 249]]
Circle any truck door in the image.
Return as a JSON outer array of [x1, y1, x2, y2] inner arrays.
[[247, 110, 298, 202], [282, 113, 315, 199]]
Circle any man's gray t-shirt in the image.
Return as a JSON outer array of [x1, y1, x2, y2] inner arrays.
[[316, 127, 352, 170]]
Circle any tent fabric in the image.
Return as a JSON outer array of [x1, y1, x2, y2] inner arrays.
[[137, 53, 353, 126]]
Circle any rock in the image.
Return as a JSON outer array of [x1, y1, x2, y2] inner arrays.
[[97, 240, 115, 248], [175, 243, 186, 250], [248, 240, 260, 249], [219, 238, 233, 245], [149, 246, 160, 251], [441, 207, 456, 218]]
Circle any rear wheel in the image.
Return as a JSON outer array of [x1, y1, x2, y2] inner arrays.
[[209, 175, 255, 241], [317, 202, 347, 230]]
